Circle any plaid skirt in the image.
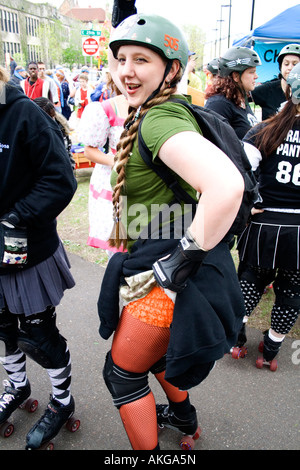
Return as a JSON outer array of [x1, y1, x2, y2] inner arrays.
[[0, 240, 75, 316], [237, 210, 300, 270]]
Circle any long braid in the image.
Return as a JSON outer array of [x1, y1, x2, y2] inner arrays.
[[109, 84, 179, 249]]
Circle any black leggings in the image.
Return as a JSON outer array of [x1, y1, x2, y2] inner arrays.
[[238, 265, 300, 335]]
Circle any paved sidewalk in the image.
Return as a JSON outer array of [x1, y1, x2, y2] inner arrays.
[[1, 253, 299, 451]]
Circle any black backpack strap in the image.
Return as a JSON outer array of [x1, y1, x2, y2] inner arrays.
[[138, 115, 197, 207]]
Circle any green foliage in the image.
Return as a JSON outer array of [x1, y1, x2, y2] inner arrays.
[[62, 46, 85, 69], [182, 24, 206, 70]]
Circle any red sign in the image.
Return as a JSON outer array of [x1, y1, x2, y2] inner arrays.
[[82, 37, 99, 56]]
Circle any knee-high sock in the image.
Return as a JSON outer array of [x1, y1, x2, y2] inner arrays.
[[2, 349, 27, 388], [46, 347, 71, 406]]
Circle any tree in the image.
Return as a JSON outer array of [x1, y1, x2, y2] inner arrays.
[[182, 24, 206, 70]]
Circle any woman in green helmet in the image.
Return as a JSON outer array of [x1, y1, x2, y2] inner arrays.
[[205, 46, 261, 139], [98, 14, 245, 450]]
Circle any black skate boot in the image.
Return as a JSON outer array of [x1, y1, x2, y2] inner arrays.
[[231, 322, 248, 359], [156, 403, 201, 450], [0, 380, 31, 425], [256, 331, 282, 372], [25, 395, 75, 449]]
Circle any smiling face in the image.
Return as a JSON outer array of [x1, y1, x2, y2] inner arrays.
[[116, 45, 168, 109]]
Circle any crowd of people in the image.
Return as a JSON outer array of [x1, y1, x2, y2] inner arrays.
[[0, 0, 299, 451]]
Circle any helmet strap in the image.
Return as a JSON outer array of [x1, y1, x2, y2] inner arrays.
[[125, 60, 174, 131], [143, 60, 174, 106]]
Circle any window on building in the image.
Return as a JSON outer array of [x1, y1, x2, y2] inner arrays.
[[0, 10, 3, 31], [14, 13, 19, 34]]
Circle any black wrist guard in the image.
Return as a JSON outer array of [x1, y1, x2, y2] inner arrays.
[[112, 0, 137, 28], [0, 211, 25, 229], [152, 230, 209, 293]]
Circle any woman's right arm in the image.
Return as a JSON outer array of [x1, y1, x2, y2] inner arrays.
[[84, 146, 114, 166], [78, 102, 112, 164]]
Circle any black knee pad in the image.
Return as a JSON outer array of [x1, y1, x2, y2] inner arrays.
[[150, 355, 166, 375], [0, 310, 19, 355], [17, 333, 68, 369], [0, 331, 19, 357], [17, 308, 68, 369], [103, 351, 151, 409]]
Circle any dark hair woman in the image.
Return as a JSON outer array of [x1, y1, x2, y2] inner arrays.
[[205, 46, 261, 139], [236, 62, 300, 370]]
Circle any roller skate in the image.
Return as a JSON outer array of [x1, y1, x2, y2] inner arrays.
[[25, 395, 80, 450], [0, 380, 38, 438], [156, 403, 201, 450], [255, 331, 282, 372], [231, 322, 248, 359]]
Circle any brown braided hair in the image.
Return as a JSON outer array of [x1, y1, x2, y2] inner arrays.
[[109, 68, 183, 249]]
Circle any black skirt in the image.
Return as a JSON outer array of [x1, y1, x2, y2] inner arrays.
[[237, 210, 300, 270]]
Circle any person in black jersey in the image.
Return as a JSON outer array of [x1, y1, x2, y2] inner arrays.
[[205, 46, 261, 139], [236, 62, 300, 365], [251, 43, 300, 120]]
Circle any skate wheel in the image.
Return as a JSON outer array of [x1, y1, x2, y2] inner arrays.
[[193, 426, 202, 441], [240, 346, 248, 358], [0, 421, 14, 438], [66, 416, 80, 433], [258, 341, 264, 353], [25, 398, 38, 413], [40, 441, 54, 450], [180, 435, 195, 450], [157, 424, 163, 434], [231, 347, 241, 359], [269, 359, 278, 372], [0, 421, 15, 437], [256, 356, 264, 369]]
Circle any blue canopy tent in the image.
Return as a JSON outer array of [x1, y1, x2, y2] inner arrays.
[[233, 5, 300, 82]]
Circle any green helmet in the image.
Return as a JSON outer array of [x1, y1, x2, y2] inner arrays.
[[278, 43, 300, 69], [109, 14, 189, 70], [218, 46, 261, 77], [287, 62, 300, 103]]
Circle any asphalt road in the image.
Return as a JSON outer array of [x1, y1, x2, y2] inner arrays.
[[1, 253, 299, 452]]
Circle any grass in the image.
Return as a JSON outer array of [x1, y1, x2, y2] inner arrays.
[[57, 169, 109, 267], [57, 168, 300, 339]]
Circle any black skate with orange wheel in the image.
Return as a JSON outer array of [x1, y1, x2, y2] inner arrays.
[[0, 380, 38, 439], [156, 404, 201, 450], [231, 323, 248, 359], [25, 395, 80, 450], [255, 341, 278, 372]]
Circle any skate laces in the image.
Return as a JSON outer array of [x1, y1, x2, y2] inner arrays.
[[0, 380, 15, 411], [156, 404, 171, 417]]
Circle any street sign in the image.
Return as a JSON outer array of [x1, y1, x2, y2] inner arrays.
[[82, 37, 99, 56], [81, 30, 101, 36]]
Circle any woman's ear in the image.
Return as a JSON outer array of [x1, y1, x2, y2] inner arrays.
[[165, 60, 181, 83], [231, 71, 240, 84]]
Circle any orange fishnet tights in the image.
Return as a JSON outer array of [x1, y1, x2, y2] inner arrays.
[[111, 307, 188, 450]]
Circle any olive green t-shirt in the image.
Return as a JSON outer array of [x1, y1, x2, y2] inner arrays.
[[111, 96, 201, 251]]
